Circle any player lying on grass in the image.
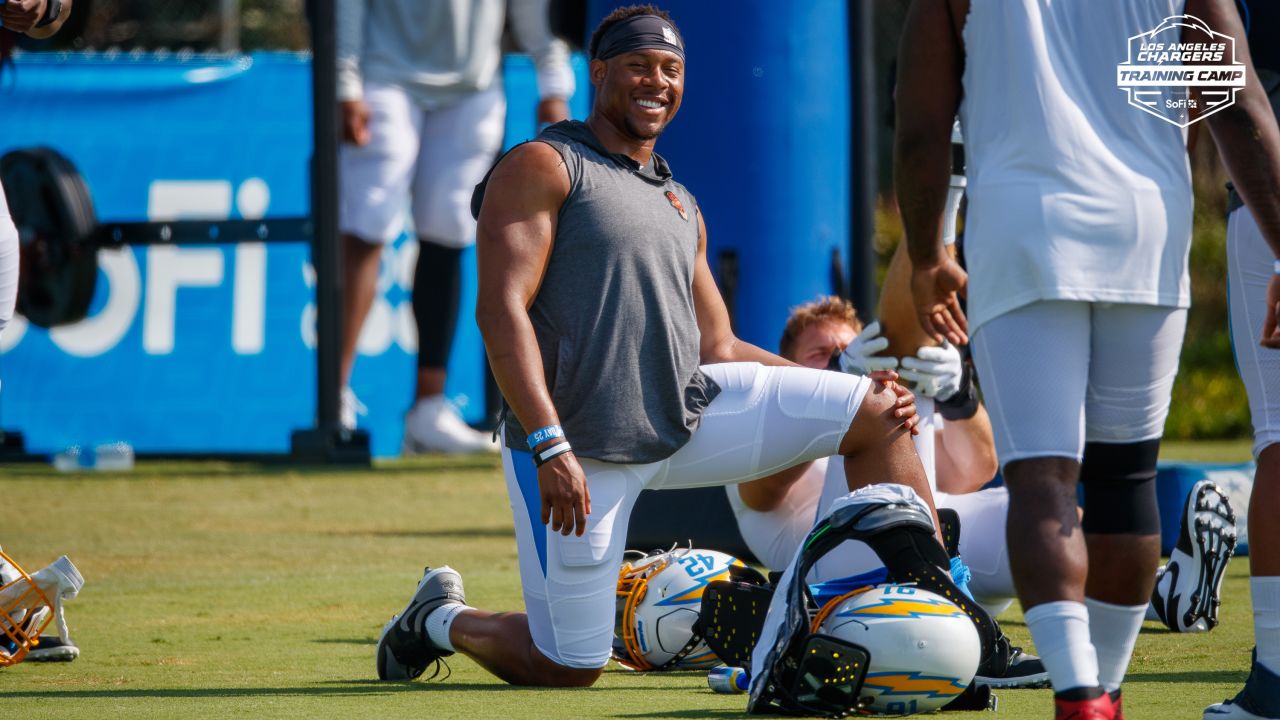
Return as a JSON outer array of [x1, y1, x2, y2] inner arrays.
[[731, 294, 1238, 637], [371, 7, 996, 703]]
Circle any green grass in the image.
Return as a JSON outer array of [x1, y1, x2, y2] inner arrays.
[[0, 453, 1259, 719], [1160, 439, 1254, 463]]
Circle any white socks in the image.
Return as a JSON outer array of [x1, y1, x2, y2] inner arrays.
[[1086, 598, 1147, 691], [424, 603, 471, 653], [1253, 576, 1280, 675], [1024, 601, 1100, 692]]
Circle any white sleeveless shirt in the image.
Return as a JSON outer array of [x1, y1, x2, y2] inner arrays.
[[959, 0, 1193, 330]]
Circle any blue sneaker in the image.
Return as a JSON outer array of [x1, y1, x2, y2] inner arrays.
[[1204, 650, 1280, 719]]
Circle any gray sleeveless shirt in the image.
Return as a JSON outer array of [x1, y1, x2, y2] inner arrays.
[[485, 121, 720, 463]]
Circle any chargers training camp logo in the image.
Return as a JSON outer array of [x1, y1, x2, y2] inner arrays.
[[664, 190, 688, 221], [1116, 14, 1246, 127]]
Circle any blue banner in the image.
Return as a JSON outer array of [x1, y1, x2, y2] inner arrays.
[[0, 51, 588, 457]]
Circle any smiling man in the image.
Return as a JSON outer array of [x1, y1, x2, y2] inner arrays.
[[370, 5, 945, 691]]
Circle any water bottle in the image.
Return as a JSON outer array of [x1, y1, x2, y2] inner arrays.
[[94, 442, 135, 471], [52, 442, 134, 472], [707, 665, 749, 694]]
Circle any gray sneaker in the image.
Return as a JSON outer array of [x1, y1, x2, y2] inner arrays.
[[375, 566, 465, 681], [1151, 480, 1237, 632]]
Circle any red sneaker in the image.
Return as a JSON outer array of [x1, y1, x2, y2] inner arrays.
[[1110, 689, 1124, 720], [1055, 692, 1117, 720]]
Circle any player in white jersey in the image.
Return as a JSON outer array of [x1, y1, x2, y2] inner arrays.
[[731, 296, 1233, 625], [335, 0, 574, 451], [899, 1, 1280, 717], [1211, 4, 1280, 717]]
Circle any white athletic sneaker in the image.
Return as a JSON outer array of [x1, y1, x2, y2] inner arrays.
[[340, 387, 366, 431], [1151, 480, 1238, 632], [401, 395, 497, 455], [24, 607, 79, 662]]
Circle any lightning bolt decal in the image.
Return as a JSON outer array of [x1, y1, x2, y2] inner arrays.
[[864, 672, 968, 698]]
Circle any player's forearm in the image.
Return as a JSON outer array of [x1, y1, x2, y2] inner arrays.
[[509, 0, 575, 101], [1209, 98, 1280, 258], [477, 298, 561, 439], [335, 0, 366, 102], [894, 0, 962, 268], [895, 125, 953, 268], [935, 408, 998, 494]]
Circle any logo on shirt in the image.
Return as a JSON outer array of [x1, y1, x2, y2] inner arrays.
[[1116, 14, 1246, 127], [665, 190, 688, 221]]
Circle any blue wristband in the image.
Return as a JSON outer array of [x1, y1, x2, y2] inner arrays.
[[527, 424, 563, 448]]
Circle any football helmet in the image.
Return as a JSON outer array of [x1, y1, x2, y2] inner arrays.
[[0, 548, 55, 666], [817, 584, 981, 715], [613, 547, 744, 670]]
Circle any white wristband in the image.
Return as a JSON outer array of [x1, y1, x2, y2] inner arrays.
[[1273, 259, 1280, 276]]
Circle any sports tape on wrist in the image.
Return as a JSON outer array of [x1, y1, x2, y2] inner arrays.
[[527, 424, 564, 449], [534, 441, 573, 467]]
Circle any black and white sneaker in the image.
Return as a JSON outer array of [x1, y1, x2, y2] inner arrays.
[[375, 566, 465, 681], [1151, 480, 1238, 633], [974, 644, 1050, 689]]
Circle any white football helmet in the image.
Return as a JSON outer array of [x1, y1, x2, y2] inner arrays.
[[817, 584, 980, 715], [613, 547, 744, 671]]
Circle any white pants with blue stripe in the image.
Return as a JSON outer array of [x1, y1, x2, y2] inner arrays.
[[501, 361, 871, 669]]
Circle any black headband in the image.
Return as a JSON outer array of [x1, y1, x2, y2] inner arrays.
[[595, 14, 685, 62]]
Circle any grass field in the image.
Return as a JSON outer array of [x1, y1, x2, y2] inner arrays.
[[0, 442, 1259, 719]]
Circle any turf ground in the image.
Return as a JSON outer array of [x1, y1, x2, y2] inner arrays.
[[0, 440, 1260, 719]]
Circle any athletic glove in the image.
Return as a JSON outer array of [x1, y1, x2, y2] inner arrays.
[[899, 342, 964, 401], [837, 321, 898, 375], [901, 342, 981, 420]]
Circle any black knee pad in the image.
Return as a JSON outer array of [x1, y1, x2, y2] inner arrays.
[[1080, 439, 1161, 535], [413, 241, 463, 369]]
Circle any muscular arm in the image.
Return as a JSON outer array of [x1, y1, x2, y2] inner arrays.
[[895, 0, 969, 344], [476, 142, 590, 535], [934, 406, 999, 495], [1190, 0, 1280, 256], [1187, 0, 1280, 345], [692, 211, 794, 366]]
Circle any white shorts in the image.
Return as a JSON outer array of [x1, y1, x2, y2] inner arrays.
[[501, 362, 871, 669], [339, 82, 505, 247], [1227, 205, 1280, 457], [971, 300, 1186, 465], [725, 457, 826, 573]]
